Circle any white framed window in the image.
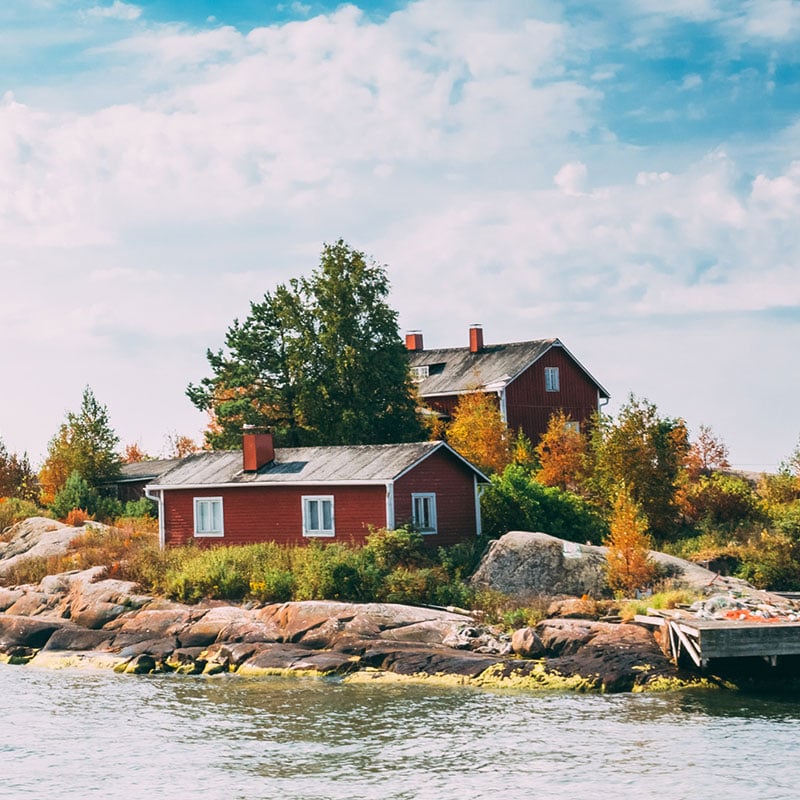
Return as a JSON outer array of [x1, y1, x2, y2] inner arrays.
[[303, 495, 335, 537], [194, 497, 224, 537], [412, 493, 437, 534], [410, 365, 430, 381], [564, 420, 580, 433], [544, 366, 560, 392]]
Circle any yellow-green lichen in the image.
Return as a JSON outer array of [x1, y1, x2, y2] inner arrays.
[[474, 662, 599, 693]]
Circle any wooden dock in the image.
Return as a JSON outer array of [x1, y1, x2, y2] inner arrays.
[[636, 610, 800, 668]]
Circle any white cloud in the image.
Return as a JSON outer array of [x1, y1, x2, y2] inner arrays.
[[554, 162, 588, 195], [86, 1, 142, 21], [0, 0, 799, 472]]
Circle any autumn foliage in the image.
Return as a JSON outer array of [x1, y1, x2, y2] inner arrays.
[[445, 392, 512, 475], [534, 410, 587, 492], [604, 489, 657, 596]]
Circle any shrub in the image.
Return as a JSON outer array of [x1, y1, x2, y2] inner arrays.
[[65, 508, 92, 527], [0, 498, 50, 534], [735, 530, 800, 591], [481, 464, 608, 543], [50, 471, 96, 519], [364, 526, 428, 571]]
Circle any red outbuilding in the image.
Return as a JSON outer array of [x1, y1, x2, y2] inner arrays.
[[406, 325, 610, 442], [145, 432, 488, 549]]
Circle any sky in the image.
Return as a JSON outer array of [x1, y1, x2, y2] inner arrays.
[[1, 0, 799, 472]]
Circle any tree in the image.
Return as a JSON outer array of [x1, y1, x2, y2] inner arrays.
[[480, 463, 608, 543], [604, 488, 656, 596], [589, 395, 689, 541], [534, 410, 588, 493], [446, 392, 512, 475], [685, 424, 731, 480], [122, 443, 152, 464], [39, 387, 121, 503], [163, 433, 201, 459], [188, 240, 425, 448], [0, 438, 38, 502]]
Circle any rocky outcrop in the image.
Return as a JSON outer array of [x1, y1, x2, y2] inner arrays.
[[0, 518, 86, 577], [0, 568, 702, 692], [470, 530, 759, 600]]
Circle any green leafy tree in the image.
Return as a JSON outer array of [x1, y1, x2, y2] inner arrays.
[[188, 240, 425, 447], [39, 387, 121, 503], [480, 464, 608, 543], [588, 395, 689, 541], [0, 438, 38, 502]]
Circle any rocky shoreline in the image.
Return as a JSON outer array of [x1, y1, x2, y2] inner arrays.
[[0, 565, 707, 693]]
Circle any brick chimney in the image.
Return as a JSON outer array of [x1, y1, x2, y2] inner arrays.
[[242, 428, 274, 472], [469, 324, 484, 353], [405, 331, 424, 352]]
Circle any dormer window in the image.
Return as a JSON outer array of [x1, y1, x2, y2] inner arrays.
[[411, 365, 430, 381]]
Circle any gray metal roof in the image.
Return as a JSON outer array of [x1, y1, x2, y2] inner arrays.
[[148, 441, 486, 488], [118, 458, 183, 482], [408, 338, 609, 398]]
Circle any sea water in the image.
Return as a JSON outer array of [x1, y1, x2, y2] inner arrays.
[[2, 665, 799, 800]]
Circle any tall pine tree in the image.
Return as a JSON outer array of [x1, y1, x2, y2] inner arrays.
[[188, 240, 425, 448]]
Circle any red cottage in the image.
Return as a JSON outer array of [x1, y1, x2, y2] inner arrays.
[[145, 433, 488, 549], [406, 325, 610, 443]]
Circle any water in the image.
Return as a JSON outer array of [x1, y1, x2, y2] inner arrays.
[[2, 666, 799, 800]]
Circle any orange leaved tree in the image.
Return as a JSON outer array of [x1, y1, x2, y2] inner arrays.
[[534, 410, 588, 493], [604, 488, 656, 597], [445, 392, 512, 475]]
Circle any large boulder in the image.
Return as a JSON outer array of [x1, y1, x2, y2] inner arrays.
[[470, 530, 760, 600], [470, 531, 608, 598]]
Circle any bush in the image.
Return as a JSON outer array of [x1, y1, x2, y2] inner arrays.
[[0, 498, 50, 534], [481, 464, 608, 543], [735, 530, 800, 591], [364, 526, 428, 571]]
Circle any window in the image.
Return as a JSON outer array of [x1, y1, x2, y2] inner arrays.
[[412, 493, 437, 534], [564, 420, 580, 433], [194, 497, 223, 537], [410, 365, 430, 381], [544, 366, 560, 392], [303, 495, 335, 537]]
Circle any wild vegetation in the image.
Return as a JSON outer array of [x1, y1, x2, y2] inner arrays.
[[1, 241, 798, 600]]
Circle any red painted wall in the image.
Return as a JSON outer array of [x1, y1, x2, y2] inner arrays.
[[420, 348, 599, 444], [394, 448, 479, 546], [163, 484, 387, 547], [505, 347, 599, 441]]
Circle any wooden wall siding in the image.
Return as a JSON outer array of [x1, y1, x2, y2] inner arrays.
[[505, 348, 599, 441], [394, 448, 478, 546], [163, 484, 388, 547]]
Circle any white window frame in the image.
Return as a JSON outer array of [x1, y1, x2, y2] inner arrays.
[[410, 365, 430, 381], [193, 497, 224, 538], [411, 492, 438, 535], [564, 420, 580, 433], [302, 495, 335, 537], [544, 366, 560, 392]]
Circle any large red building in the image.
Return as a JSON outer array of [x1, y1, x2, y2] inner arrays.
[[406, 325, 609, 442], [146, 432, 488, 549]]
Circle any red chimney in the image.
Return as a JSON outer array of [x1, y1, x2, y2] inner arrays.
[[243, 429, 274, 472], [405, 331, 424, 352], [469, 324, 484, 353]]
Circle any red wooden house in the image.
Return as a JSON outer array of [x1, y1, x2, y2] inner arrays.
[[145, 432, 488, 549], [406, 325, 609, 442]]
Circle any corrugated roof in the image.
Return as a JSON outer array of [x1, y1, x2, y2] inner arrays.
[[408, 338, 609, 399], [148, 441, 483, 488]]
